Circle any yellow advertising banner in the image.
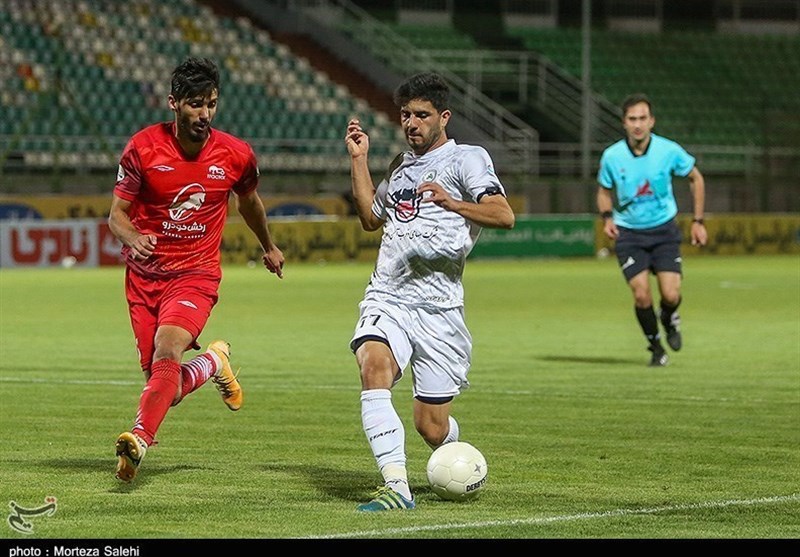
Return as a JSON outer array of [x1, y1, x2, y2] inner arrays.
[[2, 193, 795, 262], [595, 214, 800, 255], [222, 219, 382, 264]]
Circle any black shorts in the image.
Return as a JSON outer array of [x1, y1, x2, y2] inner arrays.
[[614, 219, 683, 282]]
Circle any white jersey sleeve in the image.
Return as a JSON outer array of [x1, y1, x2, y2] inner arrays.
[[458, 146, 506, 202]]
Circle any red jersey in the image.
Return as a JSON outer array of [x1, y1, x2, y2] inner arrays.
[[113, 122, 259, 279]]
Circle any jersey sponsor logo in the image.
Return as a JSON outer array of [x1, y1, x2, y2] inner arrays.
[[168, 183, 206, 222], [390, 187, 421, 223], [162, 220, 206, 235], [207, 164, 226, 180], [636, 180, 654, 197]]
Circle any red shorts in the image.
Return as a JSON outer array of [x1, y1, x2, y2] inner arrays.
[[125, 268, 220, 371]]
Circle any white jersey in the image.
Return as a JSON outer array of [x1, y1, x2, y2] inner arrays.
[[364, 139, 506, 309]]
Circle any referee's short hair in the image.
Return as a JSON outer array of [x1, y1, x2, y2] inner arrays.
[[621, 93, 653, 117]]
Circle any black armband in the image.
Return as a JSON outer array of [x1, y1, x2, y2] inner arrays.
[[476, 186, 504, 202]]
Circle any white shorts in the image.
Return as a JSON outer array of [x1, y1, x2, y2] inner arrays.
[[350, 299, 472, 399]]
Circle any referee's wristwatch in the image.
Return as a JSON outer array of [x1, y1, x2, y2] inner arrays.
[[692, 217, 705, 225]]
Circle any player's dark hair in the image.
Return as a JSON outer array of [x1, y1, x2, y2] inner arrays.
[[621, 93, 653, 117], [171, 57, 219, 101], [393, 72, 450, 113]]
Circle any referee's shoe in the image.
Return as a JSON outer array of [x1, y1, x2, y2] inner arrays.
[[660, 310, 682, 351], [648, 345, 669, 367]]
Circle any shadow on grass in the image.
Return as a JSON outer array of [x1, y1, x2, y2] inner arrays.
[[105, 463, 204, 493], [30, 458, 204, 493], [258, 463, 436, 503], [537, 354, 643, 365]]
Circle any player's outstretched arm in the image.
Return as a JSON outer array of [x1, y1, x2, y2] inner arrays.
[[236, 189, 284, 278]]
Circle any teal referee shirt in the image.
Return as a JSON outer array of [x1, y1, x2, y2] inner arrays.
[[597, 133, 695, 229]]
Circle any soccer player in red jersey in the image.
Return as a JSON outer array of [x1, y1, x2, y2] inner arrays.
[[108, 57, 284, 482]]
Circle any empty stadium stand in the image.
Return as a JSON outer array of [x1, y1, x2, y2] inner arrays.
[[0, 0, 407, 176], [506, 25, 800, 148], [1, 0, 797, 213]]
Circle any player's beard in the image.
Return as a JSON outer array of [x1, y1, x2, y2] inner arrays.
[[178, 114, 209, 144], [407, 126, 442, 155]]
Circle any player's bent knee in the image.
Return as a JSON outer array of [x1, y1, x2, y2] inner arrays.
[[418, 426, 447, 448]]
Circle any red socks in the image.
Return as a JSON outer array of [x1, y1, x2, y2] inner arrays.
[[132, 359, 180, 446], [178, 353, 216, 400]]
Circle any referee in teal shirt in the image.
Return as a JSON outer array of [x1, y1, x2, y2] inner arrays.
[[597, 93, 707, 367]]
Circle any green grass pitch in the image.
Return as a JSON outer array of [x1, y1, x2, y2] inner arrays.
[[0, 255, 798, 539]]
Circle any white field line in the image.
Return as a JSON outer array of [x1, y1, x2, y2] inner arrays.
[[0, 376, 784, 405], [302, 493, 800, 539]]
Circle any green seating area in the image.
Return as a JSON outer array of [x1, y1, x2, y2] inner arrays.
[[0, 0, 405, 172], [388, 23, 479, 51], [356, 19, 800, 147], [4, 0, 798, 175], [342, 20, 481, 71], [507, 26, 800, 147]]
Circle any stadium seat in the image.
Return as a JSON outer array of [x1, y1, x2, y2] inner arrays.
[[0, 0, 405, 171], [505, 26, 800, 146]]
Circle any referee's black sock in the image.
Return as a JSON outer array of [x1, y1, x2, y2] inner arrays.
[[659, 297, 682, 325], [636, 305, 663, 349]]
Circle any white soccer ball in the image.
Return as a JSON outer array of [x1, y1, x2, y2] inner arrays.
[[61, 255, 77, 268], [426, 441, 487, 501]]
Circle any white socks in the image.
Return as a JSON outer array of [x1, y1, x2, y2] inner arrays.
[[361, 389, 405, 469], [425, 415, 460, 449], [443, 415, 460, 445], [360, 389, 461, 502], [361, 389, 411, 500], [382, 464, 412, 501]]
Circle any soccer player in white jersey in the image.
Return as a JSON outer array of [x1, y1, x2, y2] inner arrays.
[[344, 72, 515, 511]]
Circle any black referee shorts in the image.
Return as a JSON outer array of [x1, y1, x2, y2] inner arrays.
[[614, 219, 683, 282]]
